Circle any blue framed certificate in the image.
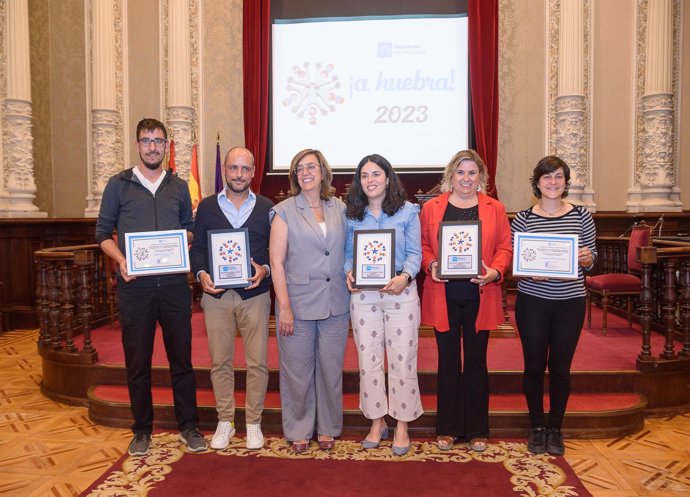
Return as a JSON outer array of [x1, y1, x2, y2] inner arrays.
[[208, 228, 252, 288], [513, 232, 579, 279], [124, 229, 190, 276], [438, 221, 482, 279], [353, 229, 395, 289]]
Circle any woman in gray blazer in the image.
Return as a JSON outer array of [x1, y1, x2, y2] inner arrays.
[[269, 149, 350, 454]]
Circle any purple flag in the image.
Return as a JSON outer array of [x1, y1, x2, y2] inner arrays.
[[214, 135, 223, 193]]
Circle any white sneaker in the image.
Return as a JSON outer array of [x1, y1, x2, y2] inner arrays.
[[210, 421, 235, 450], [246, 423, 265, 450]]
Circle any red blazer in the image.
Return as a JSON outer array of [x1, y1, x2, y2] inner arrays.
[[420, 192, 512, 332]]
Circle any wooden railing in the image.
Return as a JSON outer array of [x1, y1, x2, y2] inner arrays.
[[637, 242, 690, 371], [591, 235, 690, 371], [33, 245, 111, 362]]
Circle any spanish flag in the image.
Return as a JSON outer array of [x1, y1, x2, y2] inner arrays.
[[188, 142, 202, 210], [168, 138, 176, 173]]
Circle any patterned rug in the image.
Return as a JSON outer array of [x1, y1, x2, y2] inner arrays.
[[80, 433, 592, 497]]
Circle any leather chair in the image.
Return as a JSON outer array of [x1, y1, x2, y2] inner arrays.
[[585, 223, 652, 335]]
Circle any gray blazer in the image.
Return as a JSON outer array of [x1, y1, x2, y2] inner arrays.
[[271, 194, 349, 320]]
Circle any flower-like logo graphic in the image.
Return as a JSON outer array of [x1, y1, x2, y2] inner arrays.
[[134, 247, 149, 261], [283, 62, 344, 125], [448, 231, 473, 253], [363, 240, 387, 263], [521, 248, 537, 262], [218, 240, 242, 263]]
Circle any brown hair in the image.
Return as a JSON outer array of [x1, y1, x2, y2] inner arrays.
[[288, 148, 335, 199]]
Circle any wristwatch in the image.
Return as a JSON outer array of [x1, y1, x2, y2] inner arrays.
[[400, 271, 413, 284]]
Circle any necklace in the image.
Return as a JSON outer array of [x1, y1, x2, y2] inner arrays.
[[540, 202, 565, 216], [308, 202, 323, 209]]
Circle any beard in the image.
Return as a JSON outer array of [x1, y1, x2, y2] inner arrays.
[[226, 179, 250, 194], [140, 151, 164, 170]]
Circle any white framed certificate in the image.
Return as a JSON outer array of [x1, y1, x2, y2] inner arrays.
[[208, 228, 252, 289], [124, 229, 190, 276], [513, 232, 579, 279], [438, 221, 482, 279], [353, 229, 395, 289]]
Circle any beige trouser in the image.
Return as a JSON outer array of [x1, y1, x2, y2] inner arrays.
[[201, 290, 270, 425]]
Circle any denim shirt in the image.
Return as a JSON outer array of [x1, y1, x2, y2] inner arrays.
[[344, 201, 422, 278]]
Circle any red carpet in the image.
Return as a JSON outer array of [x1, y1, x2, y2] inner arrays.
[[80, 433, 593, 497], [92, 385, 643, 412], [80, 299, 665, 372]]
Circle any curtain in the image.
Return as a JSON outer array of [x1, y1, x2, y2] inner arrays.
[[468, 0, 499, 198], [243, 0, 270, 193]]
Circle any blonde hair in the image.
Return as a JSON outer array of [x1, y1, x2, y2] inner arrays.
[[440, 149, 488, 193], [288, 148, 335, 199]]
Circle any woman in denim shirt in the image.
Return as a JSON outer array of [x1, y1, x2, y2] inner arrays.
[[344, 154, 422, 456]]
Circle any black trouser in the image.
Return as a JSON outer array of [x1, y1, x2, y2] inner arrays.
[[117, 281, 199, 435], [515, 292, 584, 430], [435, 299, 489, 440]]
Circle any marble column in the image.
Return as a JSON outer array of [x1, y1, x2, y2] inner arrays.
[[165, 0, 195, 181], [0, 0, 46, 217], [85, 0, 125, 216], [628, 0, 681, 212], [552, 0, 595, 210]]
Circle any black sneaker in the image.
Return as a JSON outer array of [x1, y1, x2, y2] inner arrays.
[[180, 428, 209, 452], [527, 427, 546, 454], [546, 428, 565, 455], [128, 433, 151, 456]]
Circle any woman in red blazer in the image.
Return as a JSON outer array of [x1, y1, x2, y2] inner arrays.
[[420, 150, 512, 452]]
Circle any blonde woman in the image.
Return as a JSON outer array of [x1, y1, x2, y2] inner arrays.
[[420, 150, 512, 452]]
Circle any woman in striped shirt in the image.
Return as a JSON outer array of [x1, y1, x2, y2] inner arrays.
[[511, 156, 597, 456]]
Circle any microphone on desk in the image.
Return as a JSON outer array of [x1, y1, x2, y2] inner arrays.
[[652, 213, 664, 237], [619, 221, 637, 237]]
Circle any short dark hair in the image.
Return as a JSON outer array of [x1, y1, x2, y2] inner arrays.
[[346, 154, 406, 221], [136, 118, 168, 140], [530, 155, 571, 198]]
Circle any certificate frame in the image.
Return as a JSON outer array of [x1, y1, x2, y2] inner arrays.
[[512, 232, 579, 280], [124, 229, 190, 276], [352, 229, 396, 289], [207, 228, 252, 289], [438, 221, 482, 279]]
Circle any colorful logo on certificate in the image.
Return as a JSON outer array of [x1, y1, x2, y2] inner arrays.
[[363, 240, 387, 263], [218, 240, 242, 263], [448, 231, 473, 253]]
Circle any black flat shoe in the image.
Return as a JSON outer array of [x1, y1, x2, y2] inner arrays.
[[546, 428, 565, 455], [527, 427, 546, 454]]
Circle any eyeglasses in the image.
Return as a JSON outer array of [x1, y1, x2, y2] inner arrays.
[[296, 163, 319, 175], [138, 137, 167, 147]]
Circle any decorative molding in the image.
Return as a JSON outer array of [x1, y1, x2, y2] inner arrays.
[[162, 0, 200, 182], [85, 0, 126, 216], [629, 0, 682, 212], [0, 0, 4, 198], [547, 0, 594, 210], [3, 99, 34, 190], [0, 1, 45, 217]]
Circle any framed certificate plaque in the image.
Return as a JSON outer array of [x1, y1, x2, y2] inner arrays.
[[512, 232, 579, 280], [438, 221, 482, 279], [352, 229, 395, 289], [207, 228, 252, 288], [124, 229, 190, 277]]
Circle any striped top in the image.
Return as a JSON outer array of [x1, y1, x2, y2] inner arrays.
[[511, 204, 597, 300]]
